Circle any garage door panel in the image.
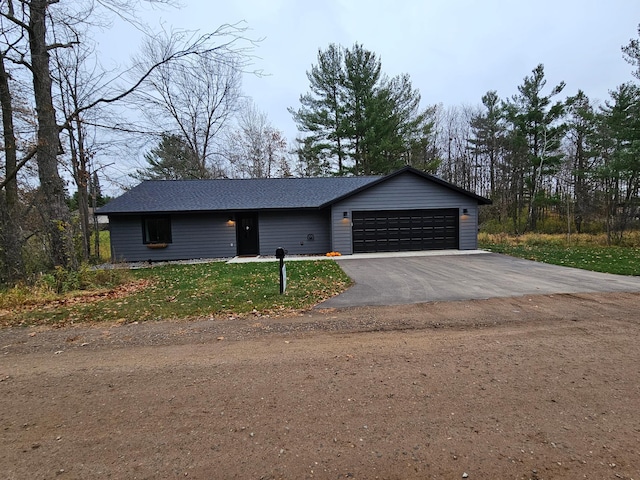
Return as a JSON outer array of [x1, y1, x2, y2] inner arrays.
[[352, 209, 458, 253]]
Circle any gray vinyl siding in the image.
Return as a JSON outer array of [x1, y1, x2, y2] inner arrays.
[[258, 210, 331, 256], [458, 205, 479, 250], [109, 213, 236, 262], [331, 173, 479, 254]]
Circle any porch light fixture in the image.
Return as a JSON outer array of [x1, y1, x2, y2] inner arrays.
[[227, 215, 235, 224], [343, 211, 349, 219], [462, 208, 468, 215]]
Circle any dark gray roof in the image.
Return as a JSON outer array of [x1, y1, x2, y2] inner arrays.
[[98, 167, 492, 215], [97, 176, 381, 214]]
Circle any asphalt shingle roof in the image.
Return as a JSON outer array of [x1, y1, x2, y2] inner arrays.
[[97, 176, 382, 214]]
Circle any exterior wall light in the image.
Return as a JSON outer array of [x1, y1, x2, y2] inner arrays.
[[343, 211, 349, 218], [462, 208, 468, 215], [227, 215, 235, 224]]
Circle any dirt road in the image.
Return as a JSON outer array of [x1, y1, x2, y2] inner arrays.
[[1, 292, 639, 479]]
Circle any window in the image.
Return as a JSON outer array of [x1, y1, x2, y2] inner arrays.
[[142, 216, 172, 244]]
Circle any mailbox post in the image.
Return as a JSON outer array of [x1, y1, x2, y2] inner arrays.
[[275, 247, 286, 294]]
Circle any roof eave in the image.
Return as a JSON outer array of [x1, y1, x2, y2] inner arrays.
[[101, 205, 330, 216]]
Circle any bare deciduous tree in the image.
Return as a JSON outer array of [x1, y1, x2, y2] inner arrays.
[[52, 39, 106, 261], [134, 29, 246, 179], [224, 100, 290, 178]]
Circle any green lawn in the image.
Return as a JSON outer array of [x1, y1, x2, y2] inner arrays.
[[2, 260, 351, 328], [480, 240, 640, 276]]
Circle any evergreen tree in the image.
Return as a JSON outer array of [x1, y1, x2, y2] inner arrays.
[[564, 90, 597, 233], [469, 91, 505, 198], [293, 137, 332, 177], [290, 43, 432, 176], [342, 43, 382, 174], [135, 134, 209, 180], [503, 64, 566, 231], [364, 73, 433, 175], [622, 23, 640, 80], [595, 83, 640, 242], [289, 44, 348, 174]]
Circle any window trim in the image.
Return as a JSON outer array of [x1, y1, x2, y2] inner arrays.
[[142, 215, 172, 245]]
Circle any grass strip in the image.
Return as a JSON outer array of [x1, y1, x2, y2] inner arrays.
[[481, 241, 640, 276]]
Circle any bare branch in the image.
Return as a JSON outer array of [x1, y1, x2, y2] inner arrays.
[[47, 40, 80, 50], [59, 22, 257, 132], [95, 0, 178, 37], [0, 146, 37, 190], [0, 10, 30, 32]]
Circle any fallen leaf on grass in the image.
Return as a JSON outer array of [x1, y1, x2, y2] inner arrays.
[[9, 279, 153, 313]]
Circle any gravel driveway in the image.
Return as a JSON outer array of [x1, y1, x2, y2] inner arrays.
[[319, 251, 640, 308]]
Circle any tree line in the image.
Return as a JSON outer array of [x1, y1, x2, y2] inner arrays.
[[424, 61, 640, 241], [1, 0, 639, 284], [291, 33, 640, 244]]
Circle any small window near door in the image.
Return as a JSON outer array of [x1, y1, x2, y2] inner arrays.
[[142, 216, 172, 244]]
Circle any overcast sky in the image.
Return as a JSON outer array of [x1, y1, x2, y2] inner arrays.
[[98, 0, 640, 187], [142, 1, 640, 133]]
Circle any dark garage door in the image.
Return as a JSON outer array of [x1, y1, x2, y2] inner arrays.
[[352, 209, 459, 253]]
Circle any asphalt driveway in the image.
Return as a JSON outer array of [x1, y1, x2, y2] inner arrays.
[[318, 251, 640, 308]]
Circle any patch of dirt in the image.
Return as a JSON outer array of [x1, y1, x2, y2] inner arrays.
[[1, 292, 639, 479]]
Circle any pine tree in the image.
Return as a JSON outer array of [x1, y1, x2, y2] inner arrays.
[[503, 64, 566, 231], [136, 134, 209, 180], [289, 44, 348, 174], [564, 91, 597, 233], [290, 43, 432, 176], [595, 83, 640, 242], [470, 91, 505, 196], [622, 23, 640, 80]]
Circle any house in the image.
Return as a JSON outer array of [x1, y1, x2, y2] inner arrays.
[[97, 166, 491, 262]]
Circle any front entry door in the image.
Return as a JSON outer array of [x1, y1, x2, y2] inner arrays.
[[236, 213, 259, 255]]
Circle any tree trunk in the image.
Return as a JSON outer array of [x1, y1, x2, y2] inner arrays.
[[28, 0, 76, 270], [0, 54, 25, 282], [67, 115, 91, 261], [331, 86, 344, 174], [573, 130, 585, 233], [92, 181, 100, 260]]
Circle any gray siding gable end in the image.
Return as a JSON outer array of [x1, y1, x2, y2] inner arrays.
[[324, 166, 491, 208]]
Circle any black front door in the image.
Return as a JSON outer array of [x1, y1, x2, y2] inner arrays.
[[236, 213, 259, 255]]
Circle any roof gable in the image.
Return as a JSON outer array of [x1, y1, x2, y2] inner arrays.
[[323, 166, 492, 206]]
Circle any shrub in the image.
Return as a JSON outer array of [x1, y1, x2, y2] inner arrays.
[[536, 216, 570, 234], [0, 264, 135, 312], [34, 264, 133, 295]]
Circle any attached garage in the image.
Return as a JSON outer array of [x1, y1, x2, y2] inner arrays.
[[352, 208, 459, 253], [330, 168, 491, 255]]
